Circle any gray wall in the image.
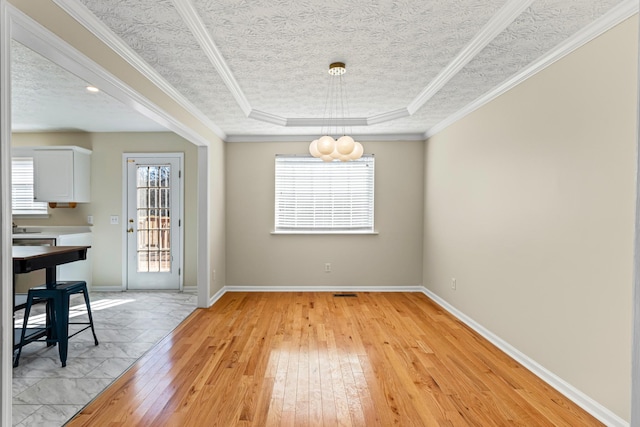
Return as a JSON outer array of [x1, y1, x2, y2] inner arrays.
[[422, 16, 637, 421], [225, 140, 424, 287]]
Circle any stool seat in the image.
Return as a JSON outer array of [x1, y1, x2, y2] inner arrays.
[[14, 280, 99, 367]]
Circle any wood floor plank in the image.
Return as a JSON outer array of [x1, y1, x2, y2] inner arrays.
[[67, 292, 605, 426]]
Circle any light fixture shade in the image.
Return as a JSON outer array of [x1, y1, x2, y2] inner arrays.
[[317, 135, 336, 155], [309, 139, 321, 157], [336, 135, 355, 155], [350, 141, 364, 160]]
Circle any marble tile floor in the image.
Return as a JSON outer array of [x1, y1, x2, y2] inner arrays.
[[12, 291, 197, 427]]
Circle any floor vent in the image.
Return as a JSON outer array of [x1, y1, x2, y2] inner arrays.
[[333, 293, 358, 298]]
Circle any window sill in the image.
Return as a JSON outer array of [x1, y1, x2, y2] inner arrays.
[[271, 230, 379, 235]]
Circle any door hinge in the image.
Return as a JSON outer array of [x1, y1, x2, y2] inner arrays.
[[179, 219, 181, 227], [179, 170, 182, 178], [178, 268, 181, 276]]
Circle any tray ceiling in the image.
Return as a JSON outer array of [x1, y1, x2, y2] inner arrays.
[[12, 0, 636, 139]]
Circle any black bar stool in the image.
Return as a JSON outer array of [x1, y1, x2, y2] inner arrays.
[[13, 293, 51, 368], [15, 281, 99, 367]]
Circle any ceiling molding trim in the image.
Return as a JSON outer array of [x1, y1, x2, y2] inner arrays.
[[225, 133, 426, 143], [10, 4, 214, 146], [172, 0, 252, 116], [407, 0, 535, 115], [367, 108, 411, 125], [286, 117, 369, 127], [248, 110, 287, 126], [424, 0, 639, 140], [51, 0, 226, 141]]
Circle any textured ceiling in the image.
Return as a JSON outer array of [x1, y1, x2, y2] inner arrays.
[[11, 0, 634, 139], [11, 40, 167, 133]]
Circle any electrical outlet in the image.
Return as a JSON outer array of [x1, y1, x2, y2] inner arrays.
[[110, 215, 119, 225], [451, 278, 457, 290], [87, 215, 93, 225], [325, 263, 332, 273]]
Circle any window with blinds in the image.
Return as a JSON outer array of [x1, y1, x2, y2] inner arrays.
[[275, 155, 374, 233], [12, 157, 48, 215]]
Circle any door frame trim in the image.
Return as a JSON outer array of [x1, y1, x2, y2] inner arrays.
[[0, 1, 12, 425], [121, 152, 184, 291]]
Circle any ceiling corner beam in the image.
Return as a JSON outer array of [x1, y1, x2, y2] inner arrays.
[[172, 0, 253, 117], [407, 0, 535, 115]]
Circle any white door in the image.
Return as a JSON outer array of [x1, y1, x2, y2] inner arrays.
[[125, 155, 182, 290]]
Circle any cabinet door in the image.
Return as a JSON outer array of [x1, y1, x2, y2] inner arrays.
[[34, 150, 74, 202]]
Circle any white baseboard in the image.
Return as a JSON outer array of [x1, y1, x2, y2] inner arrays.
[[91, 286, 198, 294], [208, 286, 227, 307], [421, 287, 628, 427], [90, 286, 123, 292], [224, 285, 424, 293]]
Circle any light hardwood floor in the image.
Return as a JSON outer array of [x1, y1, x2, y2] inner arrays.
[[67, 292, 603, 426]]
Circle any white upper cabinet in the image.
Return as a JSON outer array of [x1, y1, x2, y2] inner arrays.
[[33, 146, 91, 203]]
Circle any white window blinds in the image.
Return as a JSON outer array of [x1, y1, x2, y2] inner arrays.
[[275, 155, 374, 233], [12, 157, 48, 215]]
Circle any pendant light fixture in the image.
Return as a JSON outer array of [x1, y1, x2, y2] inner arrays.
[[309, 62, 364, 161]]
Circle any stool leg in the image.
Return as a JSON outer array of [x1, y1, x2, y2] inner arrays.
[[81, 289, 99, 346], [56, 294, 70, 367], [46, 299, 56, 347], [14, 293, 34, 368]]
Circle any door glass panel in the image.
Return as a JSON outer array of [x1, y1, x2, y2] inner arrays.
[[136, 165, 171, 273]]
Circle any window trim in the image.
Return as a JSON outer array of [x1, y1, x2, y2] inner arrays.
[[273, 154, 376, 235]]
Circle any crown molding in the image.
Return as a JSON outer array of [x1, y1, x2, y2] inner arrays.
[[407, 0, 535, 115], [424, 0, 639, 139], [248, 109, 287, 126], [172, 0, 252, 116], [367, 108, 410, 125], [286, 117, 369, 127], [51, 0, 226, 141], [47, 0, 635, 143], [52, 0, 536, 133], [225, 133, 425, 143], [47, 0, 538, 137]]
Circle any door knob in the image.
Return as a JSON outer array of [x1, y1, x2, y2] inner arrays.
[[127, 228, 134, 233]]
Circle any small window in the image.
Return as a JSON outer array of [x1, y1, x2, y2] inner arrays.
[[274, 155, 375, 233], [12, 156, 48, 216]]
